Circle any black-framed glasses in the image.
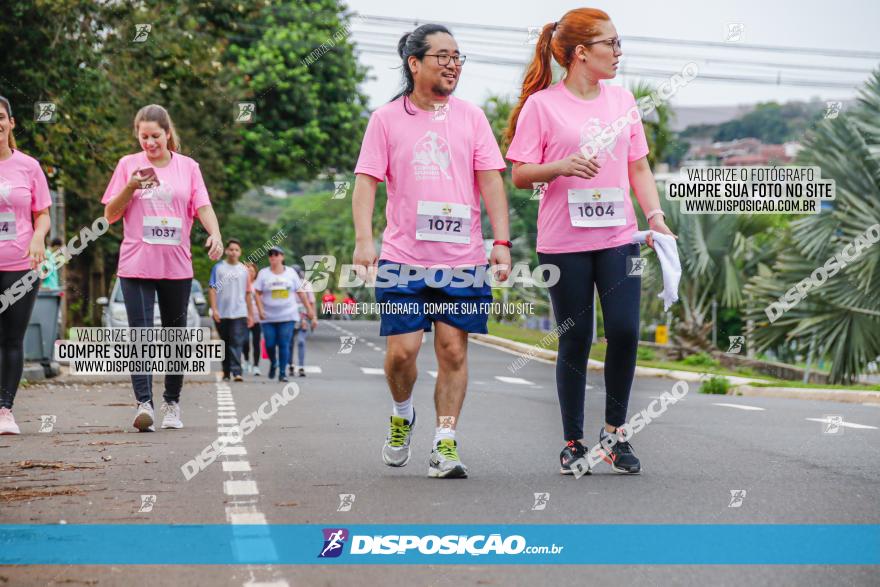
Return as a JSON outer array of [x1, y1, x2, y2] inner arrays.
[[583, 37, 622, 52], [424, 53, 467, 67]]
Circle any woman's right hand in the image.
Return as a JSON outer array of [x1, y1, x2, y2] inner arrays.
[[126, 171, 147, 191], [554, 153, 601, 180]]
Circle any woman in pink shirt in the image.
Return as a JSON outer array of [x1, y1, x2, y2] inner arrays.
[[506, 8, 676, 476], [102, 104, 223, 432], [0, 95, 52, 435]]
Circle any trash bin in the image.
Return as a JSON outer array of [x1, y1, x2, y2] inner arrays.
[[24, 290, 62, 364]]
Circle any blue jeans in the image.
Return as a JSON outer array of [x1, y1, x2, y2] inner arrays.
[[262, 321, 295, 378], [289, 323, 310, 367]]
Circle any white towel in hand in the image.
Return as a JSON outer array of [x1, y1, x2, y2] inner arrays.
[[632, 230, 681, 311]]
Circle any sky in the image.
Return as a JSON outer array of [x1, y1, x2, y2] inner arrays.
[[345, 0, 880, 111]]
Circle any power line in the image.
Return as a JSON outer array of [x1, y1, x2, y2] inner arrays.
[[351, 30, 877, 75], [353, 45, 862, 89], [357, 14, 880, 60]]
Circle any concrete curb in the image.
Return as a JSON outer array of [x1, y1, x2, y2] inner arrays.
[[470, 333, 880, 405], [735, 385, 880, 405]]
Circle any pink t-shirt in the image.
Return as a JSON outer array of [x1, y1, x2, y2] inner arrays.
[[506, 81, 649, 254], [101, 151, 211, 279], [354, 95, 506, 267], [0, 150, 52, 271]]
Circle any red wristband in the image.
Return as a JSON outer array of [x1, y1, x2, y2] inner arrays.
[[493, 240, 512, 248]]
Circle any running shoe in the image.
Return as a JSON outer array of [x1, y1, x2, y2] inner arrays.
[[233, 374, 244, 382], [382, 411, 416, 467], [160, 401, 183, 429], [298, 367, 306, 377], [428, 438, 468, 479], [222, 375, 231, 382], [560, 439, 590, 475], [133, 402, 155, 432], [252, 366, 261, 377], [0, 407, 21, 435], [268, 364, 276, 379], [599, 429, 641, 474], [279, 375, 289, 383]]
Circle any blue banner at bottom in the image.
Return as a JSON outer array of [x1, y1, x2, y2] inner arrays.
[[0, 524, 877, 565]]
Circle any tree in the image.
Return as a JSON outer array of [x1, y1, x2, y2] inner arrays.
[[230, 0, 369, 183], [744, 71, 880, 383]]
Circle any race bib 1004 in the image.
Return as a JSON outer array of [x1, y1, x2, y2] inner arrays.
[[415, 200, 471, 244], [0, 212, 17, 241], [568, 188, 626, 228]]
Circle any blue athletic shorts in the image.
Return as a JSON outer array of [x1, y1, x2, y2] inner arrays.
[[373, 260, 493, 336]]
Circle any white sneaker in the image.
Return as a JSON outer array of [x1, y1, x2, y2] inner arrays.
[[244, 363, 252, 374], [0, 407, 21, 435], [133, 402, 155, 432], [252, 366, 261, 377], [161, 401, 183, 429]]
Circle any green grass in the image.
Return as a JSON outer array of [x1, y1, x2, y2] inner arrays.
[[487, 323, 877, 390]]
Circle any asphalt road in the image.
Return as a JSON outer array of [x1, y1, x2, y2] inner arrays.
[[1, 319, 878, 586]]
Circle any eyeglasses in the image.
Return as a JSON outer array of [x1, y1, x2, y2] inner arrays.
[[583, 37, 622, 52], [424, 53, 467, 67]]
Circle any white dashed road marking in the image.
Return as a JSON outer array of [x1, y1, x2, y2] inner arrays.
[[713, 403, 766, 411], [806, 417, 877, 430], [495, 376, 534, 385]]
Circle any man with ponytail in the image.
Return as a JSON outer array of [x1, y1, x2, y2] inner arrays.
[[506, 9, 677, 476], [0, 96, 52, 434], [102, 104, 223, 432], [352, 24, 512, 479]]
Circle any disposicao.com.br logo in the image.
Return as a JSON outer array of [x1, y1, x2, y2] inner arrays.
[[318, 528, 563, 558]]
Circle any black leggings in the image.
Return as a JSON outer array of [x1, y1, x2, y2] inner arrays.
[[0, 270, 41, 409], [242, 323, 262, 366], [539, 243, 641, 440], [119, 277, 191, 405]]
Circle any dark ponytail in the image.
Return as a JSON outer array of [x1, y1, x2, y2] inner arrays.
[[391, 23, 453, 115]]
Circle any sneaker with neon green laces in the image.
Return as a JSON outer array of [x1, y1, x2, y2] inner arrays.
[[428, 438, 468, 479], [382, 411, 416, 467]]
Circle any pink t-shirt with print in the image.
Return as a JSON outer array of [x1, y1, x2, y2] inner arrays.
[[506, 81, 649, 254], [354, 95, 506, 268], [101, 151, 211, 279], [0, 150, 52, 271]]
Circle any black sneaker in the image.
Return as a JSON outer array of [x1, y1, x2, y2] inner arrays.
[[560, 440, 590, 475], [599, 430, 641, 474], [298, 367, 306, 377], [268, 365, 276, 379]]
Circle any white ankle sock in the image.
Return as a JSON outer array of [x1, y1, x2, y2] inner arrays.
[[392, 398, 414, 422], [434, 426, 455, 445]]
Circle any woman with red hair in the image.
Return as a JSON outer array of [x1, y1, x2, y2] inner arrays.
[[506, 8, 676, 476]]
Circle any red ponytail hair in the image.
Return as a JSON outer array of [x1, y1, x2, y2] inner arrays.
[[504, 8, 610, 149]]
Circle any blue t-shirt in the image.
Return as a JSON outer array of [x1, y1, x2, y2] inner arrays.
[[209, 260, 251, 319]]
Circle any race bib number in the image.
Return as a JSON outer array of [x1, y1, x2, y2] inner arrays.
[[415, 200, 470, 244], [143, 216, 182, 245], [0, 212, 16, 241], [568, 188, 626, 228], [270, 282, 289, 299]]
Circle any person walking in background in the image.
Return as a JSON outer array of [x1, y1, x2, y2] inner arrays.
[[0, 95, 52, 435], [253, 246, 316, 382], [209, 238, 253, 382], [289, 265, 316, 377], [342, 291, 357, 320], [39, 238, 62, 291], [242, 261, 262, 376], [321, 289, 337, 319], [102, 104, 223, 432]]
